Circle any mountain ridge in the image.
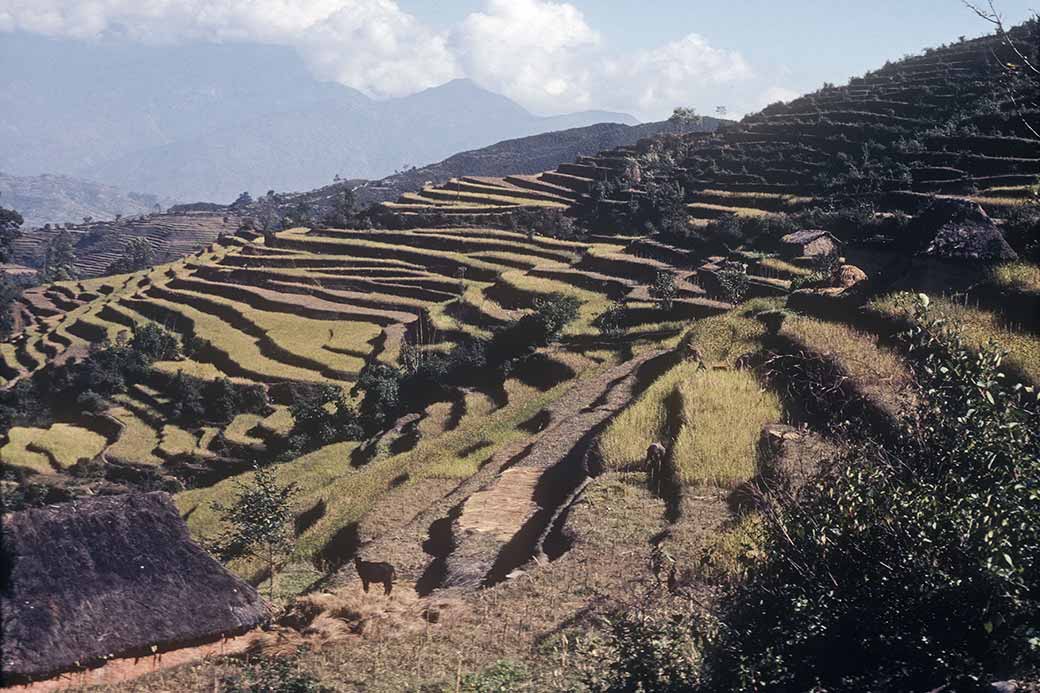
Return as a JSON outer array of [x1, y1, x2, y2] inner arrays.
[[0, 34, 639, 203]]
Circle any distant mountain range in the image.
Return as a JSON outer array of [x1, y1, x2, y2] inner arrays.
[[0, 173, 170, 230], [0, 33, 637, 204]]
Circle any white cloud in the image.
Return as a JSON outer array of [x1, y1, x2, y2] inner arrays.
[[0, 0, 459, 97], [0, 0, 756, 115], [758, 85, 801, 107], [457, 0, 600, 113], [602, 34, 753, 118]]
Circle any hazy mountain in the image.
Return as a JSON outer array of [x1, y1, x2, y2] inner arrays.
[[0, 34, 637, 203], [0, 172, 169, 229]]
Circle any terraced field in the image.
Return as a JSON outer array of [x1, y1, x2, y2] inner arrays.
[[5, 24, 1040, 691], [3, 221, 743, 593], [11, 212, 239, 279]]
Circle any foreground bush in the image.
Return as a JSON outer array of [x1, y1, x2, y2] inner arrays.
[[578, 608, 702, 693], [705, 296, 1040, 691], [221, 654, 328, 693]]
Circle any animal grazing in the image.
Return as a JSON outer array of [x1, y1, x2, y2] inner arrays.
[[646, 442, 667, 494], [354, 555, 396, 596]]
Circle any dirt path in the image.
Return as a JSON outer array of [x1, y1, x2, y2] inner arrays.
[[440, 348, 667, 589], [345, 349, 669, 597]]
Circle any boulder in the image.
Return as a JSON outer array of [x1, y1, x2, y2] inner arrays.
[[831, 264, 868, 289], [913, 199, 1018, 262]]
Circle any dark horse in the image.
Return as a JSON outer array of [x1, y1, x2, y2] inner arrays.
[[354, 556, 396, 596]]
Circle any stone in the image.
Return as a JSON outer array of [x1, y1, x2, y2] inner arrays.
[[832, 264, 868, 289]]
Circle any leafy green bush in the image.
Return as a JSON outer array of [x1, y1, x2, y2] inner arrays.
[[129, 322, 181, 362], [594, 301, 628, 339], [649, 271, 678, 312], [354, 338, 487, 435], [716, 265, 749, 304], [532, 293, 582, 342], [104, 237, 155, 276], [283, 385, 363, 457], [579, 609, 702, 692], [705, 296, 1040, 691], [210, 465, 299, 600], [508, 208, 581, 240], [459, 660, 530, 692], [486, 292, 581, 367], [1001, 202, 1040, 261]]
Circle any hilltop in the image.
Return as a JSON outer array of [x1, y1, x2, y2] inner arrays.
[[1, 19, 1039, 693], [355, 118, 718, 206], [0, 172, 169, 230], [5, 118, 722, 280]]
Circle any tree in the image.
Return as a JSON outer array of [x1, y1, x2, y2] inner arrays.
[[533, 293, 582, 343], [0, 277, 19, 339], [716, 266, 749, 304], [649, 271, 679, 312], [210, 465, 299, 601], [323, 188, 357, 228], [0, 204, 24, 339], [130, 322, 181, 361], [0, 204, 23, 264], [39, 230, 78, 282], [353, 364, 403, 435], [669, 106, 703, 134], [965, 1, 1040, 137], [594, 301, 628, 339], [231, 191, 254, 209], [104, 237, 155, 276], [285, 384, 363, 455]]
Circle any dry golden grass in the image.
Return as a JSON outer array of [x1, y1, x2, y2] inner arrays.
[[2, 424, 107, 472], [757, 256, 814, 278], [600, 301, 778, 473], [990, 261, 1040, 294], [671, 370, 782, 488], [133, 295, 332, 384], [686, 202, 780, 218], [780, 314, 917, 419], [157, 424, 206, 459], [223, 414, 266, 448], [679, 299, 778, 365], [100, 472, 727, 693], [2, 429, 57, 474], [871, 292, 1040, 386], [599, 359, 700, 473], [106, 407, 162, 465]]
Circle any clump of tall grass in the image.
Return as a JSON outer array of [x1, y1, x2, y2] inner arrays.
[[672, 369, 782, 488]]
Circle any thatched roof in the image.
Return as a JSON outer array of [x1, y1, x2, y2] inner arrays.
[[915, 199, 1018, 262], [780, 229, 841, 246], [1, 492, 268, 684]]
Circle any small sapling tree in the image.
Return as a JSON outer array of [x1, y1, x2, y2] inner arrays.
[[716, 263, 750, 304], [594, 300, 628, 339], [669, 106, 703, 135], [649, 271, 679, 312], [211, 465, 299, 601], [105, 237, 155, 276]]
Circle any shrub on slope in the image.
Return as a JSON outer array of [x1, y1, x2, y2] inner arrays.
[[704, 297, 1040, 691]]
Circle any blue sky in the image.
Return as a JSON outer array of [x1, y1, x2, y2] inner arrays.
[[2, 0, 1036, 120]]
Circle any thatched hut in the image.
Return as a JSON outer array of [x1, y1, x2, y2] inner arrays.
[[779, 230, 842, 259], [1, 492, 268, 685]]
